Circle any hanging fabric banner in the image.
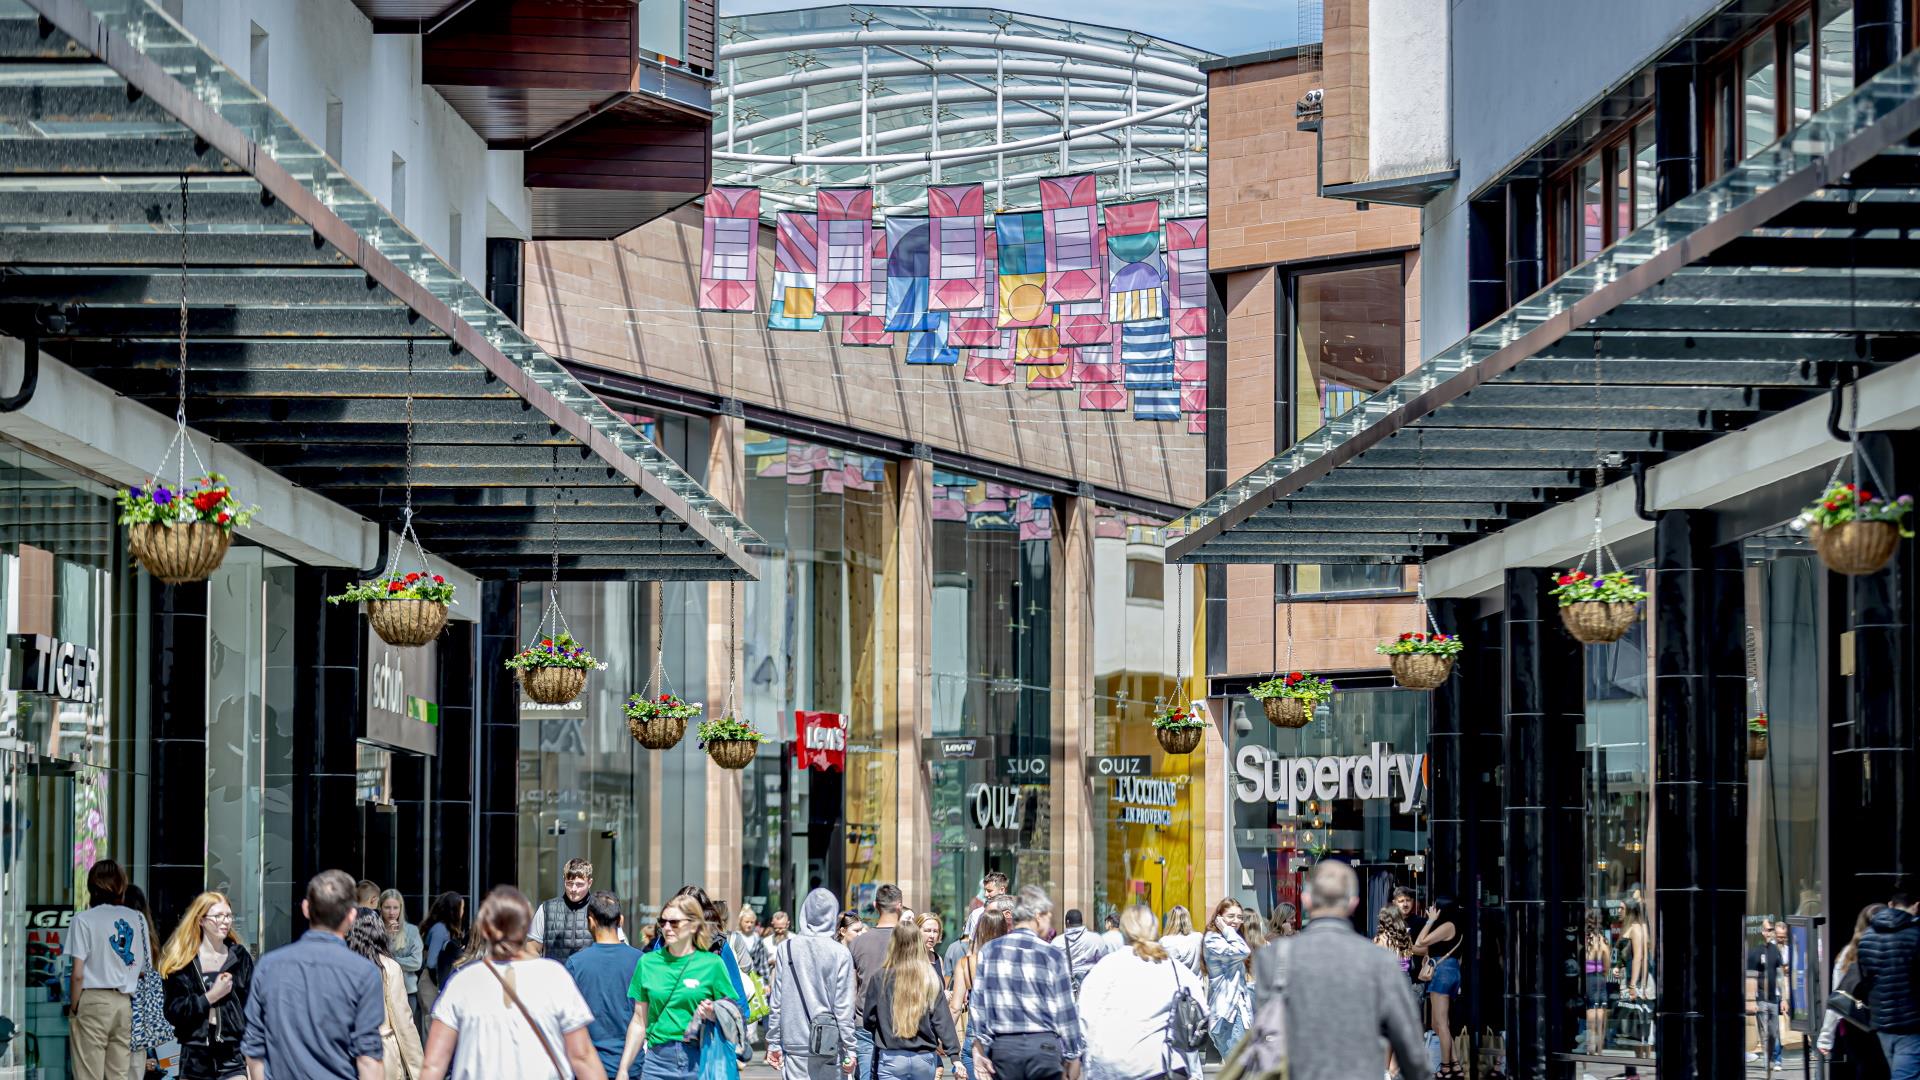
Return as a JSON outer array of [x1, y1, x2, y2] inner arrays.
[[906, 312, 958, 365], [1166, 217, 1208, 338], [770, 211, 825, 330], [965, 333, 1017, 386], [1181, 382, 1208, 433], [1078, 383, 1127, 412], [1173, 338, 1207, 383], [1039, 174, 1101, 303], [815, 187, 874, 314], [700, 186, 760, 312], [1015, 317, 1061, 364], [1105, 201, 1167, 324], [884, 217, 934, 332], [1025, 348, 1073, 389], [947, 233, 1000, 347], [995, 212, 1050, 328], [1134, 386, 1181, 421], [928, 183, 987, 311], [1120, 319, 1177, 389], [1070, 344, 1122, 384], [840, 229, 891, 346], [1057, 226, 1112, 345]]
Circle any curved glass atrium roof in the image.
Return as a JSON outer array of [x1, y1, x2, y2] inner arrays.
[[715, 5, 1213, 218]]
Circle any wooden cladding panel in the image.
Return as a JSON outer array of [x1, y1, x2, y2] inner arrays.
[[524, 114, 709, 191], [684, 0, 715, 71], [426, 1, 638, 91]]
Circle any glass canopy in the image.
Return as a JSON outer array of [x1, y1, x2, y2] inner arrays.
[[715, 4, 1212, 217], [1168, 47, 1920, 566]]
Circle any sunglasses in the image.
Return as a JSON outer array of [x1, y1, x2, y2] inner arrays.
[[659, 917, 693, 928]]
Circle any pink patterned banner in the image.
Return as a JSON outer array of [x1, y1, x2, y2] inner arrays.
[[699, 186, 759, 312], [815, 187, 874, 314]]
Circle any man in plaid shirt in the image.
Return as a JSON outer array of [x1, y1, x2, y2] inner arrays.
[[969, 885, 1084, 1080]]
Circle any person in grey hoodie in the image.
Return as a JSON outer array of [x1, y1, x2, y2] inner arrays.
[[1252, 861, 1430, 1080], [767, 888, 857, 1080]]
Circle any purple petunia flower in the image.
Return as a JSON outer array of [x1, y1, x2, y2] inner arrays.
[[153, 487, 173, 505]]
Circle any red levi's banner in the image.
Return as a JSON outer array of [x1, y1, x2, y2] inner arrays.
[[794, 710, 847, 771]]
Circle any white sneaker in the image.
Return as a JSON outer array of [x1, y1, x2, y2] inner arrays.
[[1746, 1052, 1761, 1062]]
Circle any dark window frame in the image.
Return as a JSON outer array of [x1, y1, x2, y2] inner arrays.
[[1701, 0, 1826, 182], [1544, 106, 1654, 279]]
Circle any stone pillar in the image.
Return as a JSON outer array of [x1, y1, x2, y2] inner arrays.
[[1832, 433, 1919, 933], [290, 567, 366, 930], [1654, 65, 1698, 212], [147, 578, 209, 926], [1502, 568, 1585, 1080], [1855, 0, 1904, 85], [894, 457, 934, 905], [433, 618, 477, 904], [1651, 510, 1748, 1079], [475, 579, 519, 895], [704, 411, 746, 908], [1049, 493, 1096, 910]]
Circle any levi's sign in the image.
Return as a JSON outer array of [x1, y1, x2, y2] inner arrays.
[[1234, 741, 1425, 813]]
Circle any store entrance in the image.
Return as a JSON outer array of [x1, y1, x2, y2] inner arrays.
[[0, 753, 101, 1079], [355, 743, 430, 906]]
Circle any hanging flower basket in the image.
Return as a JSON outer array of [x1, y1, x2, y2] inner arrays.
[[697, 715, 766, 770], [1748, 714, 1769, 761], [1550, 570, 1647, 644], [625, 692, 703, 750], [507, 632, 597, 705], [1251, 672, 1332, 729], [1376, 631, 1463, 689], [328, 573, 454, 647], [1151, 701, 1206, 755], [1795, 482, 1912, 576], [118, 474, 255, 584]]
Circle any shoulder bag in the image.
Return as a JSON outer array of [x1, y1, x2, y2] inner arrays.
[[782, 940, 843, 1059], [1829, 962, 1875, 1031], [480, 957, 570, 1078], [1219, 939, 1291, 1080], [1166, 959, 1210, 1056], [129, 918, 168, 1050]]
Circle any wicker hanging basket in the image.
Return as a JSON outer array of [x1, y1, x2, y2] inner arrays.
[[1748, 731, 1769, 762], [1560, 601, 1641, 644], [367, 599, 449, 647], [706, 738, 760, 770], [1155, 725, 1204, 755], [1812, 521, 1901, 576], [628, 713, 688, 750], [1262, 696, 1312, 729], [520, 665, 587, 705], [128, 522, 232, 584], [1390, 653, 1455, 690]]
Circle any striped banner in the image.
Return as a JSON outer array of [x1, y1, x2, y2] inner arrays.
[[770, 211, 825, 330], [1069, 344, 1121, 384], [698, 186, 759, 312], [1133, 386, 1181, 421], [1174, 338, 1207, 382], [1120, 319, 1177, 389], [928, 183, 987, 311], [815, 187, 874, 314]]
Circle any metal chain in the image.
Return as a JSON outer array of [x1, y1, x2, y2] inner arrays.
[[726, 578, 739, 717], [403, 336, 415, 516], [176, 175, 189, 434], [1284, 582, 1295, 672], [1414, 427, 1441, 635], [1172, 547, 1185, 707]]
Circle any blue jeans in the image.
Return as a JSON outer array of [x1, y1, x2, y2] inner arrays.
[[856, 1027, 876, 1080], [876, 1049, 938, 1080], [958, 1024, 976, 1077], [642, 1040, 698, 1080], [1210, 1013, 1247, 1059], [1883, 1032, 1920, 1080]]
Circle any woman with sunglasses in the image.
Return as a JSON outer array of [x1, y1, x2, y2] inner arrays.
[[158, 891, 254, 1080], [617, 895, 736, 1080]]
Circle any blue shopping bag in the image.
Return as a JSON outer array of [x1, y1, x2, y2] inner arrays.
[[698, 1021, 740, 1080]]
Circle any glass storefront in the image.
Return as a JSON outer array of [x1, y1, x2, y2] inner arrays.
[[928, 471, 1053, 923], [1087, 508, 1200, 923], [1230, 686, 1429, 927], [737, 430, 898, 920]]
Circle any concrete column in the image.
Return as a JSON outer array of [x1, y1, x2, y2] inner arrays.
[[1854, 0, 1905, 85], [704, 411, 746, 908], [894, 456, 934, 905], [1050, 493, 1096, 909]]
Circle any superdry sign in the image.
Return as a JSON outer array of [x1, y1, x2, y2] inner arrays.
[[1234, 741, 1425, 813], [795, 711, 847, 771]]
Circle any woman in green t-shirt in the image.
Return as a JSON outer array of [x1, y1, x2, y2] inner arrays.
[[616, 895, 733, 1079]]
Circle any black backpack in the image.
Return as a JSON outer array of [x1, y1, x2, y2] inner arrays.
[[1167, 968, 1210, 1054]]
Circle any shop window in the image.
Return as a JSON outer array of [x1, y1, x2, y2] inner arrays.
[[1288, 260, 1410, 596], [1547, 114, 1655, 279], [737, 429, 898, 923], [1707, 3, 1849, 180], [1125, 556, 1165, 602]]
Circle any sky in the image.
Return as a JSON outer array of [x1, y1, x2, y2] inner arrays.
[[716, 0, 1307, 57]]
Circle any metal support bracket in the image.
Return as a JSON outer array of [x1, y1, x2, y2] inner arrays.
[[0, 327, 39, 412], [1631, 458, 1658, 523]]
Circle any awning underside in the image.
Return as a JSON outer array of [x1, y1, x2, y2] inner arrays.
[[1171, 55, 1920, 566], [0, 3, 758, 580]]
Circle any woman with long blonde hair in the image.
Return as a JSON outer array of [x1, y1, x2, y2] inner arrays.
[[948, 899, 1011, 1080], [1158, 904, 1202, 971], [158, 891, 253, 1080], [615, 894, 735, 1080], [861, 920, 958, 1080], [1077, 904, 1210, 1080]]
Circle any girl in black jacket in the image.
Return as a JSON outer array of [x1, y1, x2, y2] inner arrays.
[[158, 891, 254, 1080]]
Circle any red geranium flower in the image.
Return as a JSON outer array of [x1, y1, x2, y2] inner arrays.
[[387, 581, 404, 593], [1400, 632, 1414, 641], [542, 638, 553, 646], [215, 511, 230, 525], [1861, 491, 1874, 503], [432, 574, 445, 583]]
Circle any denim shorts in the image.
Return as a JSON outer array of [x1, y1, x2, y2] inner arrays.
[[1428, 957, 1462, 997]]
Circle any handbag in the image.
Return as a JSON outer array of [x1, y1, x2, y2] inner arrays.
[[1828, 963, 1875, 1031], [745, 970, 770, 1024], [130, 920, 167, 1050], [480, 957, 569, 1077], [1416, 957, 1436, 983], [782, 941, 842, 1059]]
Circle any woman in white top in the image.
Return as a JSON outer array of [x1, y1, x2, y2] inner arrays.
[[1078, 905, 1209, 1080], [1157, 905, 1202, 972], [420, 887, 606, 1080], [1197, 899, 1252, 1057]]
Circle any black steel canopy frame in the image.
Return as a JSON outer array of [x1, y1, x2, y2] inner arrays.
[[1170, 53, 1920, 567], [0, 0, 760, 581]]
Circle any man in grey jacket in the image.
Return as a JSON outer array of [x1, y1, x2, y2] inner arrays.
[[1252, 861, 1430, 1080], [767, 887, 857, 1080]]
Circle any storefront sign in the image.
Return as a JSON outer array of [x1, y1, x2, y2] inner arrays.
[[1088, 755, 1152, 777], [795, 710, 847, 771], [1006, 755, 1049, 779], [1234, 741, 1424, 813], [1113, 775, 1180, 826], [921, 736, 993, 759], [363, 628, 439, 756], [7, 633, 99, 704], [966, 783, 1026, 830]]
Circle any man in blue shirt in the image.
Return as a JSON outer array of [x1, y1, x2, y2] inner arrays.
[[242, 869, 385, 1080], [564, 892, 644, 1078]]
